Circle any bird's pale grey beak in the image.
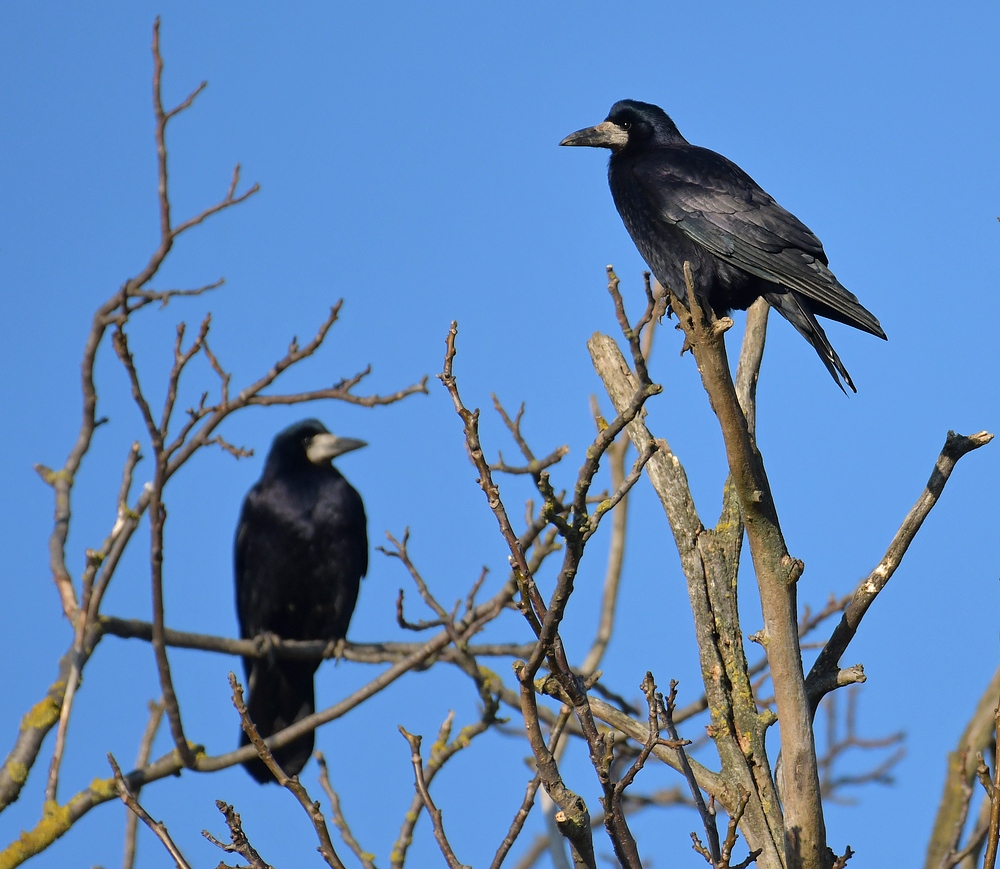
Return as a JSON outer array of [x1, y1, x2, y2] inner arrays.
[[306, 434, 367, 464], [560, 120, 628, 150]]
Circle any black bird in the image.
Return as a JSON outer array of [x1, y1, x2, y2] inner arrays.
[[234, 419, 368, 783], [561, 99, 885, 391]]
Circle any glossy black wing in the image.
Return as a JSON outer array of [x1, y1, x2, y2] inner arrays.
[[631, 146, 885, 337], [308, 477, 367, 640], [234, 480, 305, 641]]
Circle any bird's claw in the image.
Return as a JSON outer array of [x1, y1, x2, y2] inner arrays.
[[324, 637, 348, 663], [254, 631, 282, 665]]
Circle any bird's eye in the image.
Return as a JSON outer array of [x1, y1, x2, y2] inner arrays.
[[619, 120, 631, 131]]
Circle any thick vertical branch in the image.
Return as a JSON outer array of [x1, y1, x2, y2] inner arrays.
[[925, 666, 1000, 869], [984, 703, 1000, 869], [666, 266, 825, 869], [589, 324, 784, 868], [514, 669, 597, 869]]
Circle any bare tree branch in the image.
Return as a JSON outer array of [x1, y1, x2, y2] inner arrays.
[[491, 709, 572, 869], [228, 673, 347, 869], [808, 430, 993, 711], [122, 699, 165, 869], [926, 666, 1000, 869], [489, 396, 570, 477], [316, 752, 376, 869], [112, 321, 199, 767], [512, 786, 693, 869], [45, 440, 143, 803], [399, 722, 470, 869], [664, 264, 824, 869], [578, 413, 628, 678], [663, 679, 720, 863], [203, 801, 274, 869], [98, 613, 534, 663], [0, 568, 520, 869], [589, 302, 784, 866], [513, 670, 597, 869], [437, 280, 668, 869], [108, 753, 191, 869], [602, 672, 688, 864], [983, 703, 1000, 869]]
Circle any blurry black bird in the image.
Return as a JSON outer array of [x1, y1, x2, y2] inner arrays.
[[561, 99, 885, 391], [234, 419, 368, 783]]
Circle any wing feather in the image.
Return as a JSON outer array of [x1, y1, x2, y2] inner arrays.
[[632, 148, 885, 338]]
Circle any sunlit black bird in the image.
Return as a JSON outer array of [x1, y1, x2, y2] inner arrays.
[[234, 419, 368, 783], [561, 99, 885, 391]]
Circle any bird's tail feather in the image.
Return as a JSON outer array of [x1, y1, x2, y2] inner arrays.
[[240, 659, 317, 783], [806, 262, 887, 339], [763, 291, 856, 393]]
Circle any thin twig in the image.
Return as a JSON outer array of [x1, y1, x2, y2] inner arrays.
[[108, 754, 191, 869], [202, 801, 273, 869], [122, 699, 165, 869], [831, 846, 855, 869], [399, 725, 470, 869], [663, 680, 720, 863], [948, 813, 990, 868], [228, 673, 347, 869], [579, 415, 628, 678], [316, 752, 377, 869], [491, 709, 572, 869], [391, 684, 501, 868], [582, 441, 656, 542]]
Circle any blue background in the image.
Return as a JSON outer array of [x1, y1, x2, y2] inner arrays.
[[1, 3, 997, 867]]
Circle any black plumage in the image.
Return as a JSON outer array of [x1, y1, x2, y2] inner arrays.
[[234, 419, 368, 783], [561, 99, 886, 391]]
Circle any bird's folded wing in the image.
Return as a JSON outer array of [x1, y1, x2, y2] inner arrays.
[[634, 154, 885, 338]]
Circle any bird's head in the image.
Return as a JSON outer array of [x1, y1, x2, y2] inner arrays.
[[560, 100, 685, 153], [266, 419, 367, 472]]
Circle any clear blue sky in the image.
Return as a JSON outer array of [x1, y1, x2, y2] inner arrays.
[[1, 3, 998, 867]]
